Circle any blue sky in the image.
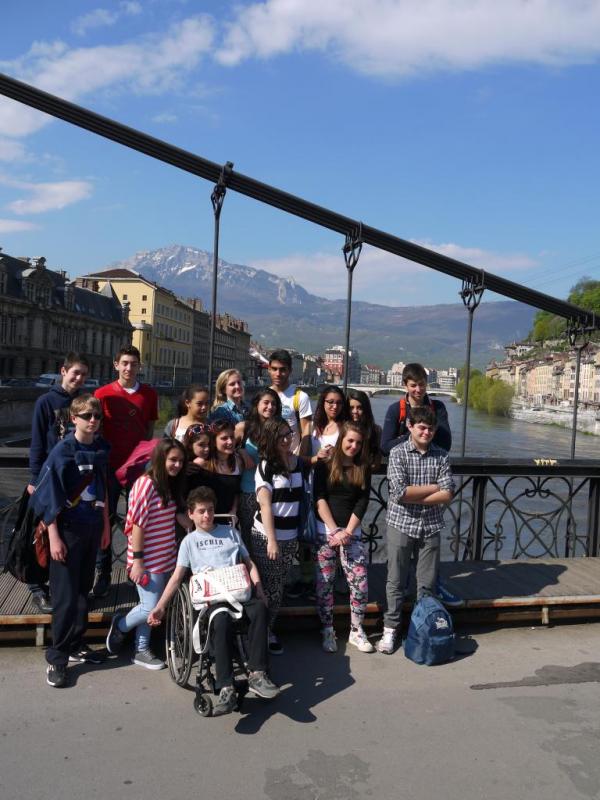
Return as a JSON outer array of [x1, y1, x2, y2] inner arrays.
[[1, 0, 600, 307]]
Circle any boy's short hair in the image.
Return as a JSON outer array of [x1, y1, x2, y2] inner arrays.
[[407, 405, 437, 429], [115, 345, 140, 362], [70, 393, 102, 417], [268, 349, 292, 369], [63, 352, 90, 370], [187, 486, 216, 512], [402, 362, 428, 384]]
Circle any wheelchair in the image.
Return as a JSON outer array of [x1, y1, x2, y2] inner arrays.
[[165, 515, 250, 717]]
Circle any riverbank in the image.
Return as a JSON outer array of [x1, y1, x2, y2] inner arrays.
[[510, 402, 600, 437]]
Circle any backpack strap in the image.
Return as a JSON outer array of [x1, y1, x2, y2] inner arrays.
[[398, 396, 436, 424], [293, 387, 301, 427]]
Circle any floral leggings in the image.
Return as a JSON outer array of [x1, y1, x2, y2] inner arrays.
[[315, 536, 369, 629]]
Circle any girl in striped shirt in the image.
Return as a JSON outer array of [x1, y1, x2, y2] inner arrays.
[[106, 439, 188, 669], [252, 418, 303, 655]]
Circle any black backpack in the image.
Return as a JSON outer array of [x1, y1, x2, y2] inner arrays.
[[3, 489, 48, 584]]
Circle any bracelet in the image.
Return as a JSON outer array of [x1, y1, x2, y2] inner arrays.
[[132, 550, 144, 559]]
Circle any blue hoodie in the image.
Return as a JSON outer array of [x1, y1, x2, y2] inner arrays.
[[29, 384, 77, 482]]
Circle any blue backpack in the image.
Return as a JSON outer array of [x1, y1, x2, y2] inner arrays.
[[404, 595, 455, 666]]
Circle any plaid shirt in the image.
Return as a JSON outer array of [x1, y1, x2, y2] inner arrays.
[[386, 439, 455, 538]]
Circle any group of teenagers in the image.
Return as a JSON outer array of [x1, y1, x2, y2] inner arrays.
[[26, 345, 457, 713]]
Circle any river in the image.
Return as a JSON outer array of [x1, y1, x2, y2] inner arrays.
[[368, 394, 599, 460]]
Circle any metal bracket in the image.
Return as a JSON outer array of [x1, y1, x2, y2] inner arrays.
[[211, 161, 234, 219], [459, 272, 485, 312], [343, 222, 363, 273], [566, 317, 593, 350]]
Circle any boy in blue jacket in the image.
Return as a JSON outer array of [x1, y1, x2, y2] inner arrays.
[[27, 352, 89, 612], [30, 394, 110, 688]]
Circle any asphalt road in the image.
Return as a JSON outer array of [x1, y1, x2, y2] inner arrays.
[[2, 623, 600, 800]]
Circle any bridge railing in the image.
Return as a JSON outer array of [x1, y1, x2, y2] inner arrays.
[[363, 458, 600, 564], [2, 453, 600, 568]]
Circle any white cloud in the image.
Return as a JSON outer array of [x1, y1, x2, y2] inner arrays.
[[253, 241, 539, 304], [0, 138, 28, 162], [0, 218, 39, 233], [217, 0, 600, 77], [0, 16, 214, 137], [71, 2, 143, 36], [0, 176, 93, 214], [152, 111, 178, 123]]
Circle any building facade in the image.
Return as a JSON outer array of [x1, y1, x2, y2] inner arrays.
[[0, 250, 131, 381]]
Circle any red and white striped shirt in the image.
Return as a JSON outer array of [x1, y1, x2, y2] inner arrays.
[[125, 475, 177, 573]]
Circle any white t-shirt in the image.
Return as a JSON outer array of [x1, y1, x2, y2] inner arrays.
[[311, 428, 340, 456], [277, 384, 312, 454]]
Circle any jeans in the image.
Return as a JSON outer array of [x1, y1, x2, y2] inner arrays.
[[383, 525, 440, 630], [119, 572, 168, 652]]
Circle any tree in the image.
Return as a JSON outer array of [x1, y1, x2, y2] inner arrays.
[[529, 277, 600, 343]]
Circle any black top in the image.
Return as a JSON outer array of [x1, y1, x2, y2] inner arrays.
[[313, 461, 371, 528], [185, 464, 241, 515]]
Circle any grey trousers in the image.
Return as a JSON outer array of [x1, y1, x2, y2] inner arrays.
[[383, 525, 440, 630]]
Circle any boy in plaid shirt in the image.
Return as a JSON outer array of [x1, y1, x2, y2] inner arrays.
[[377, 406, 455, 654]]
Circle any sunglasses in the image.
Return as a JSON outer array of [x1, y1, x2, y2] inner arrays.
[[188, 423, 212, 435], [76, 412, 103, 421]]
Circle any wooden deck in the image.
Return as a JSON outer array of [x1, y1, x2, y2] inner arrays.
[[3, 558, 600, 644]]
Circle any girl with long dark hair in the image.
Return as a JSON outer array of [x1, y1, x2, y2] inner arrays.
[[313, 422, 373, 654], [106, 438, 188, 669], [346, 388, 382, 470], [238, 389, 282, 549], [310, 385, 347, 466]]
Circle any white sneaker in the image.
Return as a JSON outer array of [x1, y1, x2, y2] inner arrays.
[[376, 627, 397, 655], [321, 626, 337, 653], [348, 627, 375, 653]]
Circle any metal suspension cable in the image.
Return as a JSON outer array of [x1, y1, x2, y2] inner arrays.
[[0, 71, 597, 329]]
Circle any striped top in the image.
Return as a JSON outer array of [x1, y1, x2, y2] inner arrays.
[[125, 474, 178, 573], [253, 457, 302, 542]]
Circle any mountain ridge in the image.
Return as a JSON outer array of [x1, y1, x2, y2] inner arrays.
[[107, 244, 535, 369]]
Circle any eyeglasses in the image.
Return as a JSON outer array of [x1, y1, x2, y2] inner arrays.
[[77, 412, 103, 421]]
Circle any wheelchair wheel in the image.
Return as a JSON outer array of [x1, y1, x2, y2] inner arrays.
[[194, 693, 213, 717], [166, 582, 194, 686]]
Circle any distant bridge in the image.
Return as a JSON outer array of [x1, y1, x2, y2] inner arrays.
[[345, 384, 457, 399]]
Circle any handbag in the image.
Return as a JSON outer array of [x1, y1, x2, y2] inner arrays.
[[189, 563, 252, 610], [33, 521, 50, 569], [297, 468, 318, 545]]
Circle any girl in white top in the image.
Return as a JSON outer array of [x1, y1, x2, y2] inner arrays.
[[310, 385, 347, 465]]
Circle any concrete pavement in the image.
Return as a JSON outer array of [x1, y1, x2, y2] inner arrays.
[[2, 623, 600, 800]]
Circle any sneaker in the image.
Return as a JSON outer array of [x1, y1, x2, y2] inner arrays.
[[321, 626, 338, 653], [436, 581, 464, 608], [213, 685, 237, 716], [69, 645, 105, 664], [92, 573, 111, 599], [268, 631, 283, 656], [132, 649, 165, 670], [377, 627, 397, 655], [46, 663, 67, 688], [106, 613, 127, 655], [31, 591, 52, 614], [348, 627, 375, 653], [248, 671, 280, 700]]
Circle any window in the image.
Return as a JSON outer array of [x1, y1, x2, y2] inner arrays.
[[123, 294, 128, 301], [141, 308, 147, 314], [142, 295, 147, 301]]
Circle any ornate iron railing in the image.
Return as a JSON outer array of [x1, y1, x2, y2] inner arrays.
[[2, 455, 599, 568], [362, 458, 600, 564]]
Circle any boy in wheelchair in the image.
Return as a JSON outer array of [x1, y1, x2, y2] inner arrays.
[[148, 486, 280, 715]]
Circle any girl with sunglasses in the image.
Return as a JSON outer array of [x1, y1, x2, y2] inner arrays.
[[310, 385, 347, 466], [251, 418, 303, 655], [238, 389, 282, 550], [163, 384, 209, 442], [313, 422, 374, 654], [106, 438, 188, 670], [186, 420, 252, 516]]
